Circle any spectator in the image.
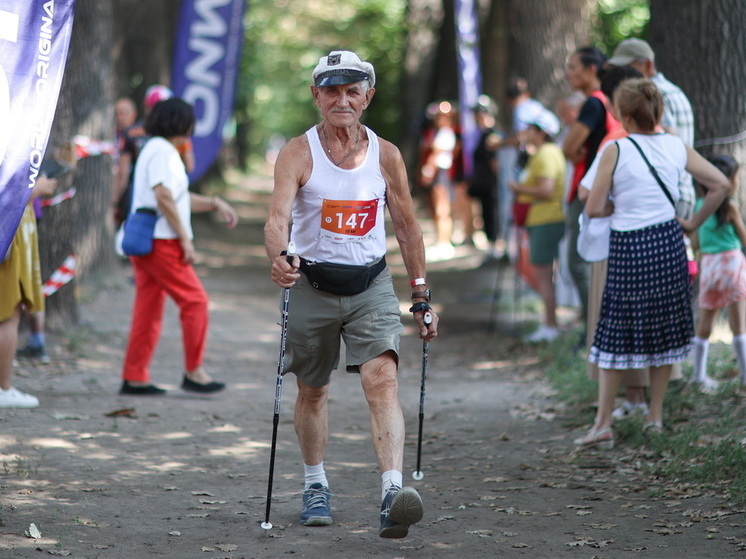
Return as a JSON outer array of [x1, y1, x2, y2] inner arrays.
[[494, 78, 546, 248], [605, 38, 696, 219], [119, 98, 238, 396], [113, 85, 195, 229], [691, 155, 746, 392], [575, 78, 728, 448], [509, 110, 566, 342], [467, 95, 502, 261], [562, 46, 616, 326], [0, 176, 58, 407], [419, 101, 458, 260]]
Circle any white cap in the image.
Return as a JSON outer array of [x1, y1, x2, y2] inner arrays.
[[312, 50, 375, 87], [528, 109, 560, 137]]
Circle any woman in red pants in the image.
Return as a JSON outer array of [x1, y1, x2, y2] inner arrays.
[[120, 98, 238, 396]]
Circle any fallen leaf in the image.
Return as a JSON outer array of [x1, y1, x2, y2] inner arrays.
[[104, 408, 137, 418], [216, 544, 238, 551], [25, 523, 41, 538]]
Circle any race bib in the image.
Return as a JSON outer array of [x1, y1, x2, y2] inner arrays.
[[320, 199, 378, 241]]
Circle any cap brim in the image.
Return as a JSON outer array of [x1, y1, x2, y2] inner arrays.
[[605, 55, 635, 67], [314, 70, 371, 87]]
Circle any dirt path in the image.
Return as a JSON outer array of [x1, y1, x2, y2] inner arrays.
[[0, 178, 743, 558]]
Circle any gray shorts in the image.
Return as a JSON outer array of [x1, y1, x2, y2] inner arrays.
[[282, 268, 403, 387]]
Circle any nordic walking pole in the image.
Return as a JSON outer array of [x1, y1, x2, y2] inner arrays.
[[412, 310, 433, 481], [262, 242, 296, 530]]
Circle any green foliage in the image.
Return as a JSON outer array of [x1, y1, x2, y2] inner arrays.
[[240, 0, 406, 172], [591, 0, 650, 54]]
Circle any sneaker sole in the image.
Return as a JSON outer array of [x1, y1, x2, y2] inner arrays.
[[300, 516, 333, 527], [379, 522, 409, 539], [388, 487, 423, 527]]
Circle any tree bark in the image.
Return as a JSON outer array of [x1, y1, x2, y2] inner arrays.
[[112, 0, 181, 112], [39, 0, 116, 328], [649, 0, 746, 179], [502, 0, 594, 119]]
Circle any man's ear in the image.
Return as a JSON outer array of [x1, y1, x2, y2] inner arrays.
[[364, 87, 376, 108]]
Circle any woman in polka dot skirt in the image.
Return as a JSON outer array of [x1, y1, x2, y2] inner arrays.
[[575, 78, 729, 449]]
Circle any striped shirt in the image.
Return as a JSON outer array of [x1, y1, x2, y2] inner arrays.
[[652, 72, 695, 218]]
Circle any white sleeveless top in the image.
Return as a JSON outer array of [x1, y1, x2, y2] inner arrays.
[[290, 125, 387, 265], [609, 133, 686, 231]]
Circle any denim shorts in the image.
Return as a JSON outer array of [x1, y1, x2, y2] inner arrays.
[[282, 268, 403, 387]]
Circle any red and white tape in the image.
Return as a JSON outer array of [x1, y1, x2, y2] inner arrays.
[[41, 187, 76, 207], [42, 254, 77, 297], [73, 135, 116, 159]]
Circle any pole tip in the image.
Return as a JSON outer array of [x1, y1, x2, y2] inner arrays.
[[412, 471, 424, 480], [261, 522, 273, 530]]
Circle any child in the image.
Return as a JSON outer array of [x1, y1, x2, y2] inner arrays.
[[691, 154, 746, 392]]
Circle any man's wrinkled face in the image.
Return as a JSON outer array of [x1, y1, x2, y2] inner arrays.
[[312, 81, 375, 127]]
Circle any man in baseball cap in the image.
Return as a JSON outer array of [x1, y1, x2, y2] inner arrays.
[[605, 37, 695, 220], [605, 38, 655, 67], [312, 50, 376, 87]]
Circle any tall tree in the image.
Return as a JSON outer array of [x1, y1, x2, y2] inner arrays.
[[648, 0, 746, 183], [40, 0, 115, 327], [113, 0, 181, 111], [399, 0, 446, 174]]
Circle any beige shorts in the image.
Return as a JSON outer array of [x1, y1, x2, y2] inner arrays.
[[282, 268, 403, 387]]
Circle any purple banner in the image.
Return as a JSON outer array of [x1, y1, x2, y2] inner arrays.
[[454, 0, 482, 177], [0, 0, 75, 258], [171, 0, 246, 182]]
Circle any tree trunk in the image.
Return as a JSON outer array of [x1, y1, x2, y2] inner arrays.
[[400, 0, 446, 178], [502, 0, 594, 119], [112, 0, 181, 111], [649, 0, 746, 186], [39, 0, 115, 328]]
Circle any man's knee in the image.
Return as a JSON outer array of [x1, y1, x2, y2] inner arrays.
[[297, 380, 329, 408], [360, 352, 399, 394]]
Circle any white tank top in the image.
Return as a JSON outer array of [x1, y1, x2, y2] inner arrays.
[[290, 125, 387, 265]]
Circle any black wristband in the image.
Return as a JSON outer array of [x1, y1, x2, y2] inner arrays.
[[409, 301, 432, 314]]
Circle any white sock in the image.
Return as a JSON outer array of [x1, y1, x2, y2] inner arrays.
[[692, 336, 710, 382], [733, 334, 746, 383], [381, 470, 403, 500], [304, 462, 328, 490]]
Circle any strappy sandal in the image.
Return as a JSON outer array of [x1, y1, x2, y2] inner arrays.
[[573, 427, 615, 450], [643, 421, 663, 434]]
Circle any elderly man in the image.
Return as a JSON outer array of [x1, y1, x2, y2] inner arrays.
[[264, 50, 439, 539], [606, 38, 696, 219]]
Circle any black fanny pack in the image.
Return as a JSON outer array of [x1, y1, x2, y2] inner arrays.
[[299, 256, 386, 296]]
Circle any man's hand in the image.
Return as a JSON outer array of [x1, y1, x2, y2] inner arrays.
[[272, 254, 300, 287]]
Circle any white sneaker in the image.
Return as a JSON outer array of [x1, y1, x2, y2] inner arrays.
[[693, 376, 719, 394], [611, 400, 648, 420], [0, 387, 40, 408], [525, 325, 560, 343]]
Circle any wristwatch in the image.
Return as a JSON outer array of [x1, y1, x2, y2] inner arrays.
[[411, 289, 431, 302]]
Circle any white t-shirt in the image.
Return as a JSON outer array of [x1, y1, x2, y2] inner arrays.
[[432, 126, 456, 170], [131, 136, 193, 240], [581, 133, 686, 232]]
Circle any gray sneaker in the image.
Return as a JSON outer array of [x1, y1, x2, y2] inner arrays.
[[379, 486, 423, 539], [16, 344, 50, 365], [300, 483, 332, 526]]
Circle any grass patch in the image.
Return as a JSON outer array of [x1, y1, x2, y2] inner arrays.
[[535, 335, 746, 508]]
